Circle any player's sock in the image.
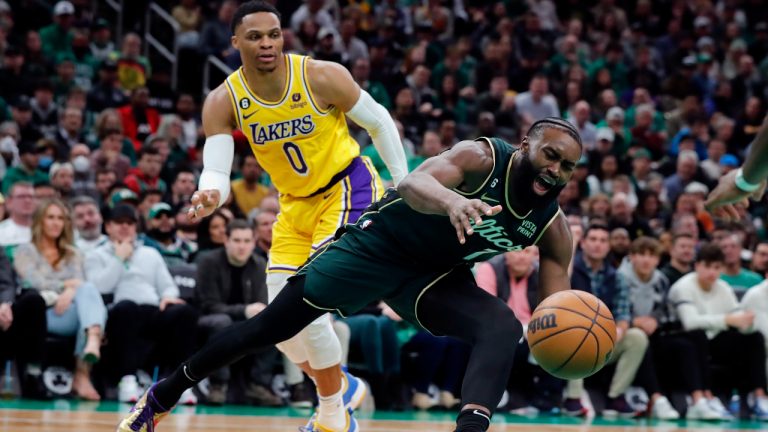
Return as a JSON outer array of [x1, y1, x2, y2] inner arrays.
[[454, 408, 491, 432], [153, 363, 199, 409], [317, 389, 346, 430]]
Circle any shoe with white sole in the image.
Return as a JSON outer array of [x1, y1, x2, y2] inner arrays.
[[300, 408, 358, 432], [179, 387, 197, 406], [650, 396, 680, 420], [686, 398, 723, 420], [708, 397, 733, 420], [118, 375, 142, 404]]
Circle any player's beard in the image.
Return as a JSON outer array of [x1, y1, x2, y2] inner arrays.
[[511, 151, 566, 210]]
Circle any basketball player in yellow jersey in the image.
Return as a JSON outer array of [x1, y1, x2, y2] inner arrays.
[[129, 2, 407, 432]]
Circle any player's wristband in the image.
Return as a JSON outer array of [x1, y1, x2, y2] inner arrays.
[[735, 168, 760, 192]]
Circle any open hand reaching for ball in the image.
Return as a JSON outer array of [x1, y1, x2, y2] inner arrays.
[[187, 189, 221, 221]]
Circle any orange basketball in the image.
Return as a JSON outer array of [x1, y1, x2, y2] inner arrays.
[[526, 290, 616, 380]]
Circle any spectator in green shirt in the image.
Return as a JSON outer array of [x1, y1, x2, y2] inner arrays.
[[719, 233, 764, 296], [2, 141, 49, 195], [351, 58, 391, 110], [39, 1, 75, 60]]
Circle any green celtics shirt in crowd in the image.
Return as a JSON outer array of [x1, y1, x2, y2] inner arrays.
[[335, 136, 562, 270]]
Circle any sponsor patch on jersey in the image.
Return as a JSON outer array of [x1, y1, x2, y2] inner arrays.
[[290, 92, 307, 109]]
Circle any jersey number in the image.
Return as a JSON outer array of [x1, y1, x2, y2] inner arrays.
[[283, 142, 308, 175]]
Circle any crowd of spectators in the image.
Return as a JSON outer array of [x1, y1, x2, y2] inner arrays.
[[3, 0, 768, 421]]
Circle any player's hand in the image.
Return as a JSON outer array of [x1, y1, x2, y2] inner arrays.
[[0, 302, 13, 331], [188, 189, 221, 222], [704, 169, 766, 221], [446, 197, 502, 244]]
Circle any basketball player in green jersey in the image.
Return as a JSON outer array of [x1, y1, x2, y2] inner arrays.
[[117, 118, 582, 432]]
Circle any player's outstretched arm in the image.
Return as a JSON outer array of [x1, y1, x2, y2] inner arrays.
[[308, 59, 409, 184], [536, 211, 573, 302], [189, 85, 236, 221], [398, 140, 502, 244], [705, 114, 768, 220]]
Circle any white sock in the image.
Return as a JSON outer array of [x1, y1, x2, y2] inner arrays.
[[317, 389, 345, 431]]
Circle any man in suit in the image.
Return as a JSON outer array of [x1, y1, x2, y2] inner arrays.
[[196, 219, 282, 406]]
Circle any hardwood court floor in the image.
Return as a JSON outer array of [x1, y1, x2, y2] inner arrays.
[[1, 400, 766, 432]]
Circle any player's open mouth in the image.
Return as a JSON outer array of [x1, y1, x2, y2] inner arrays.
[[533, 175, 555, 195], [258, 54, 276, 62]]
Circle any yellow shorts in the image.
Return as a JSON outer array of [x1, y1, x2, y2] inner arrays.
[[268, 157, 384, 273]]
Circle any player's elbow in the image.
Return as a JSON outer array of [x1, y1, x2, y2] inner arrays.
[[396, 173, 417, 196]]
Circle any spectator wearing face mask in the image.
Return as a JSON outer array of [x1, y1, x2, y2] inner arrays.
[[48, 161, 75, 201], [68, 143, 98, 200]]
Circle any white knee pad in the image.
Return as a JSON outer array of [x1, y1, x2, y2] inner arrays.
[[332, 320, 350, 366], [299, 313, 342, 370], [267, 271, 341, 369], [267, 271, 291, 303]]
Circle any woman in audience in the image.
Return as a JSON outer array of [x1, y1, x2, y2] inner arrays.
[[13, 199, 107, 400], [196, 208, 231, 253]]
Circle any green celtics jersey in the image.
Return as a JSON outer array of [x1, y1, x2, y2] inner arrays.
[[334, 137, 562, 271]]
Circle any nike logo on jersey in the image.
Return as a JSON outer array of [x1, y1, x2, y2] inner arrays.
[[481, 193, 499, 203], [243, 109, 260, 120]]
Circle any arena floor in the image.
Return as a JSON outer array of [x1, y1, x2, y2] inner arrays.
[[1, 400, 766, 432]]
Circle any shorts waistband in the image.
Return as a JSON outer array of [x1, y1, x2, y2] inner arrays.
[[308, 157, 364, 197]]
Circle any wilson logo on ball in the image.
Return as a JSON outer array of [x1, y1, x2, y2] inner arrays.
[[528, 313, 557, 334]]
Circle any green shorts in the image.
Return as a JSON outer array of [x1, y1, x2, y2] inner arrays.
[[296, 241, 453, 329]]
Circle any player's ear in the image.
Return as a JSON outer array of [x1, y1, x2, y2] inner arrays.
[[520, 136, 530, 152], [231, 35, 239, 50]]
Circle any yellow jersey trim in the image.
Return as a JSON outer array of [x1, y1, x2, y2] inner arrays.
[[300, 56, 332, 116], [236, 55, 292, 107], [223, 77, 243, 130], [362, 157, 379, 204]]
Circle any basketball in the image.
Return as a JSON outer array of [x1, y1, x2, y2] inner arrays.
[[527, 290, 616, 380]]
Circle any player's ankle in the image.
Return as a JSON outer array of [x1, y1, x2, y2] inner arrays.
[[455, 408, 491, 432], [317, 389, 345, 430]]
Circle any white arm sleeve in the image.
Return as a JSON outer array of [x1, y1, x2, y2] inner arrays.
[[345, 90, 409, 185], [198, 133, 234, 207]]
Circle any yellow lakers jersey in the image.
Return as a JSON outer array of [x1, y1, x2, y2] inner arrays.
[[224, 54, 360, 197]]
